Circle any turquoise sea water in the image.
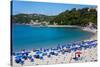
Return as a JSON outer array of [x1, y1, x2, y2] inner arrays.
[[12, 24, 93, 52]]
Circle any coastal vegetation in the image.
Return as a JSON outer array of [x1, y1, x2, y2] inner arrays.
[[12, 7, 97, 26]]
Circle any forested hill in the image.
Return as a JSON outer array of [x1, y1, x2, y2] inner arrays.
[[12, 13, 55, 23], [12, 7, 97, 26]]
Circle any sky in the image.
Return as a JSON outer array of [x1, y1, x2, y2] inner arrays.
[[12, 1, 97, 16]]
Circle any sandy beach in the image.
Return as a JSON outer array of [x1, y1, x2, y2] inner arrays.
[[12, 46, 97, 66]]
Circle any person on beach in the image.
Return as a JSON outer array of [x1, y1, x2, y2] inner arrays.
[[72, 51, 82, 61]]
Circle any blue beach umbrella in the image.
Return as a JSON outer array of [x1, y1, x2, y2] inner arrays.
[[15, 58, 21, 64], [54, 50, 58, 56], [85, 40, 96, 45], [70, 47, 78, 51], [15, 55, 22, 59], [66, 45, 70, 49], [75, 45, 80, 48], [34, 51, 42, 59], [15, 56, 22, 63], [46, 50, 50, 58], [25, 51, 30, 56], [28, 55, 34, 62], [36, 51, 41, 55], [22, 55, 28, 60], [39, 53, 44, 59], [30, 58, 34, 62], [40, 48, 43, 51], [28, 55, 32, 59], [43, 51, 47, 56], [90, 43, 97, 47], [81, 45, 87, 49], [21, 50, 30, 56], [87, 41, 93, 44], [21, 52, 25, 56], [80, 44, 85, 48]]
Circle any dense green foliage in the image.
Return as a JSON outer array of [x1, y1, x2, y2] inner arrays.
[[12, 7, 97, 26], [12, 14, 55, 23], [50, 8, 97, 26]]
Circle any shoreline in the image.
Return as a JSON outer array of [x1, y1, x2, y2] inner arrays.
[[12, 23, 97, 52], [14, 23, 81, 27], [12, 24, 97, 53], [13, 23, 97, 34]]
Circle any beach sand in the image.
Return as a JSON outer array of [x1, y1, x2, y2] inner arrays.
[[12, 47, 97, 66]]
